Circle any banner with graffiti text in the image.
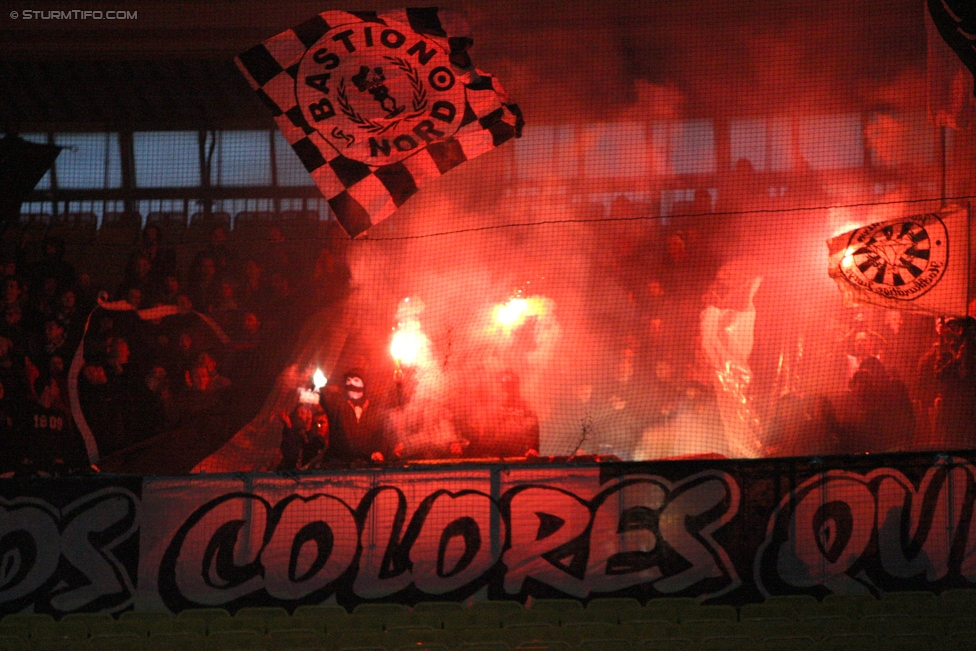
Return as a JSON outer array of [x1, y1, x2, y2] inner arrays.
[[5, 453, 976, 615]]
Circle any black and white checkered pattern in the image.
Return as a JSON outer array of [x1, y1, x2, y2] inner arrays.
[[236, 8, 524, 238]]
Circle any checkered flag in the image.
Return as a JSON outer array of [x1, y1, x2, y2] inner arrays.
[[236, 8, 524, 238]]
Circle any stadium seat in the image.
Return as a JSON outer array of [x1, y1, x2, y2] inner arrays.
[[618, 621, 680, 641], [383, 625, 434, 635], [235, 608, 290, 622], [387, 612, 442, 630], [0, 614, 54, 641], [268, 629, 324, 651], [818, 595, 874, 619], [948, 615, 976, 633], [440, 612, 476, 630], [738, 617, 796, 640], [207, 630, 270, 651], [854, 614, 923, 637], [409, 602, 465, 628], [49, 212, 97, 244], [699, 636, 757, 651], [467, 602, 525, 628], [644, 597, 701, 621], [755, 637, 816, 651], [457, 643, 511, 651], [385, 628, 455, 649], [346, 614, 387, 632], [879, 633, 940, 651], [176, 609, 231, 626], [146, 211, 187, 231], [98, 212, 142, 246], [764, 595, 819, 610], [279, 210, 318, 239], [675, 620, 737, 640], [941, 588, 976, 602], [626, 611, 679, 628], [576, 639, 633, 651], [501, 624, 554, 646], [0, 636, 28, 651], [581, 598, 642, 624], [88, 633, 146, 651], [457, 627, 506, 645], [511, 642, 570, 651], [30, 636, 87, 651], [352, 604, 410, 620], [22, 212, 51, 238], [586, 597, 642, 610], [645, 599, 697, 624], [25, 616, 59, 640], [881, 590, 935, 603], [316, 219, 347, 243], [873, 591, 936, 618], [0, 624, 27, 643], [576, 608, 631, 625], [526, 599, 583, 616], [678, 605, 737, 623], [1, 221, 25, 249], [149, 618, 207, 637], [793, 617, 854, 638], [522, 599, 583, 626], [553, 622, 614, 643], [117, 612, 173, 638], [814, 634, 879, 651], [638, 638, 693, 651], [948, 630, 976, 651], [931, 592, 976, 618], [231, 212, 275, 242], [412, 603, 466, 615], [101, 211, 142, 227], [145, 633, 205, 651], [330, 629, 387, 650], [208, 617, 266, 635], [741, 603, 799, 621], [506, 610, 557, 627], [265, 617, 306, 634], [188, 210, 229, 224], [58, 613, 116, 638], [293, 605, 349, 633]]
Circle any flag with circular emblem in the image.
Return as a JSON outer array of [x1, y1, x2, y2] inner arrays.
[[235, 8, 524, 238], [827, 206, 971, 316]]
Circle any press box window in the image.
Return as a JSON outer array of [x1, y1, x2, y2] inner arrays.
[[133, 131, 201, 188]]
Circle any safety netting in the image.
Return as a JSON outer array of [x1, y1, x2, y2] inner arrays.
[[2, 0, 976, 476]]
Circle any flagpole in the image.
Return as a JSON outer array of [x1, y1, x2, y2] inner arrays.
[[968, 201, 972, 316], [941, 126, 948, 208]]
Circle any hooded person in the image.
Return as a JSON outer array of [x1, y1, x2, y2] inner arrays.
[[841, 355, 914, 454], [320, 369, 394, 464], [465, 370, 540, 458], [277, 404, 327, 470]]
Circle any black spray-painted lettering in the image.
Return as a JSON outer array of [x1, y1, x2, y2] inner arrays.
[[0, 488, 139, 615], [158, 471, 739, 609], [756, 458, 976, 597]]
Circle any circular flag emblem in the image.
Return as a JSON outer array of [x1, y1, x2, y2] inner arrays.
[[296, 19, 467, 165], [839, 215, 948, 300]]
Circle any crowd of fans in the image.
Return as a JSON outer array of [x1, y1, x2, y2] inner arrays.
[[594, 179, 976, 460], [4, 181, 976, 475], [0, 217, 350, 476]]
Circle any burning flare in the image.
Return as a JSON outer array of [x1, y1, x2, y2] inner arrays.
[[312, 368, 327, 390], [390, 327, 430, 367], [492, 295, 549, 334], [390, 298, 431, 368]]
